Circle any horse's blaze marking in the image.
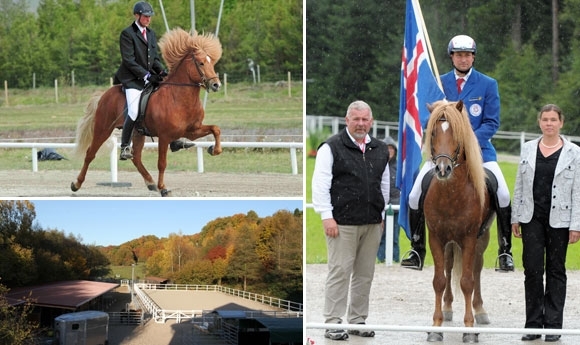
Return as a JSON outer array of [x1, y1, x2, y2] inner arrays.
[[206, 56, 211, 63], [441, 121, 450, 132]]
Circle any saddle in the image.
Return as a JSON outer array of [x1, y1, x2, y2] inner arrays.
[[119, 83, 159, 137], [421, 167, 499, 238]]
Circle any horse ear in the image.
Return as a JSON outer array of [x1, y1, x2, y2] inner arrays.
[[427, 103, 434, 113], [456, 100, 464, 112]]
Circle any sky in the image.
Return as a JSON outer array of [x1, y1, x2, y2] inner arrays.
[[31, 199, 303, 246]]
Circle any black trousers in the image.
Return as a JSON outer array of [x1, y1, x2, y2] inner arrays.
[[521, 216, 569, 330]]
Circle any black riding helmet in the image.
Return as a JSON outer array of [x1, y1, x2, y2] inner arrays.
[[133, 1, 154, 16]]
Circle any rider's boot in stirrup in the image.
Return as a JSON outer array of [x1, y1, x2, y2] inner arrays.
[[401, 207, 426, 270], [496, 204, 515, 272], [120, 116, 135, 160]]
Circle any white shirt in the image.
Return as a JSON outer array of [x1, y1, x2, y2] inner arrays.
[[312, 131, 390, 220]]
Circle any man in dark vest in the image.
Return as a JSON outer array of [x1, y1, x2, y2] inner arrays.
[[312, 100, 389, 340], [114, 1, 194, 160]]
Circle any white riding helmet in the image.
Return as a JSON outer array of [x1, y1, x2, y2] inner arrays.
[[447, 35, 477, 55]]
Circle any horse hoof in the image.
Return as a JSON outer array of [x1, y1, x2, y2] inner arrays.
[[475, 313, 490, 325], [160, 189, 171, 197], [462, 333, 478, 343], [427, 332, 443, 342], [70, 182, 79, 192], [207, 145, 214, 155], [443, 311, 453, 321], [147, 184, 158, 192]]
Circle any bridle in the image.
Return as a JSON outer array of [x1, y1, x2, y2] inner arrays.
[[430, 115, 461, 168], [156, 54, 219, 89]]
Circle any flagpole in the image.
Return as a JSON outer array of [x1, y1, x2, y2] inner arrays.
[[413, 0, 442, 90]]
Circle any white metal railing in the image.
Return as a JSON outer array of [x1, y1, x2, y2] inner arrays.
[[132, 283, 302, 323], [0, 137, 303, 178]]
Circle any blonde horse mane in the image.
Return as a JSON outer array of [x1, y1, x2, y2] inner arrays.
[[158, 28, 222, 71], [424, 100, 487, 210]]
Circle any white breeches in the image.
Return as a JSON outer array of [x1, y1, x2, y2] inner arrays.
[[125, 88, 142, 121], [408, 160, 511, 210]]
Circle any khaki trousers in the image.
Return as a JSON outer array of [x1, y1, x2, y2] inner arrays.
[[324, 223, 382, 324]]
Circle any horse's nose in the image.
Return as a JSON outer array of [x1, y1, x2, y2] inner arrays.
[[211, 81, 221, 92], [435, 162, 453, 179]]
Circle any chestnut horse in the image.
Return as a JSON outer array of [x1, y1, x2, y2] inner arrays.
[[423, 100, 495, 343], [71, 28, 222, 196]]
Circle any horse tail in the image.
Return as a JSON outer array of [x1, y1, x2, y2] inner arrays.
[[74, 92, 102, 157]]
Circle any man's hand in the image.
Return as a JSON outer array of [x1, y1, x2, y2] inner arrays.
[[322, 218, 339, 238], [148, 74, 163, 84]]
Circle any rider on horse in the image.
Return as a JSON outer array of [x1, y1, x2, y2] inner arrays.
[[401, 35, 515, 273], [114, 1, 194, 160]]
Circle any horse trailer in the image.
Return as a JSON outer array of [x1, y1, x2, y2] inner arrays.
[[54, 311, 109, 345]]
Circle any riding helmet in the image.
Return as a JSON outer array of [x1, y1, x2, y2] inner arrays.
[[133, 1, 154, 16], [447, 35, 476, 55]]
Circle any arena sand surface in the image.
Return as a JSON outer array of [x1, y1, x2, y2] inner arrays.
[[305, 264, 580, 345], [107, 287, 287, 345], [0, 170, 302, 197]]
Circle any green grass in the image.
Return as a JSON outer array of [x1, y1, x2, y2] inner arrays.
[[106, 265, 147, 281], [306, 155, 580, 270], [0, 83, 303, 174], [0, 147, 302, 174], [0, 82, 302, 132]]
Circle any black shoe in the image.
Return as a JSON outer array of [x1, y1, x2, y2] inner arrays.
[[521, 334, 541, 341], [120, 146, 133, 160], [170, 138, 195, 152], [401, 251, 423, 270], [496, 253, 515, 272], [544, 335, 561, 342]]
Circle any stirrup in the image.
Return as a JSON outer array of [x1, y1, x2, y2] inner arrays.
[[120, 146, 133, 160], [401, 249, 423, 270], [494, 252, 514, 272]]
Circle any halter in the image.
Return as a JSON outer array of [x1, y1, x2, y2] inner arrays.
[[430, 116, 461, 168]]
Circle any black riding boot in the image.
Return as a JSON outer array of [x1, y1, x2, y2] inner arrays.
[[401, 208, 426, 270], [169, 138, 196, 152], [496, 204, 514, 272], [120, 116, 135, 160]]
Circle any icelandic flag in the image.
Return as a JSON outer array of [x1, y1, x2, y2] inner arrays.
[[397, 0, 445, 238]]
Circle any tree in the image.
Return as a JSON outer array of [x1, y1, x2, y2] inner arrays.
[[0, 284, 39, 345], [227, 224, 262, 291]]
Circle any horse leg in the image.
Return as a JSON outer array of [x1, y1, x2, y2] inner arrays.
[[460, 239, 478, 343], [427, 240, 445, 342], [155, 138, 171, 197], [129, 135, 158, 192], [474, 230, 490, 325], [443, 244, 454, 322], [71, 130, 112, 192], [187, 124, 222, 156]]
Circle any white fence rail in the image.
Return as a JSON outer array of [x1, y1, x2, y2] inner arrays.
[[133, 283, 303, 323], [0, 137, 303, 179]]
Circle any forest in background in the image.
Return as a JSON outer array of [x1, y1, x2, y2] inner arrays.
[[0, 0, 302, 87], [306, 0, 580, 152], [0, 201, 303, 303]]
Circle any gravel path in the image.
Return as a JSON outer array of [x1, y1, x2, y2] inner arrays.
[[305, 264, 580, 345], [0, 170, 302, 197]]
